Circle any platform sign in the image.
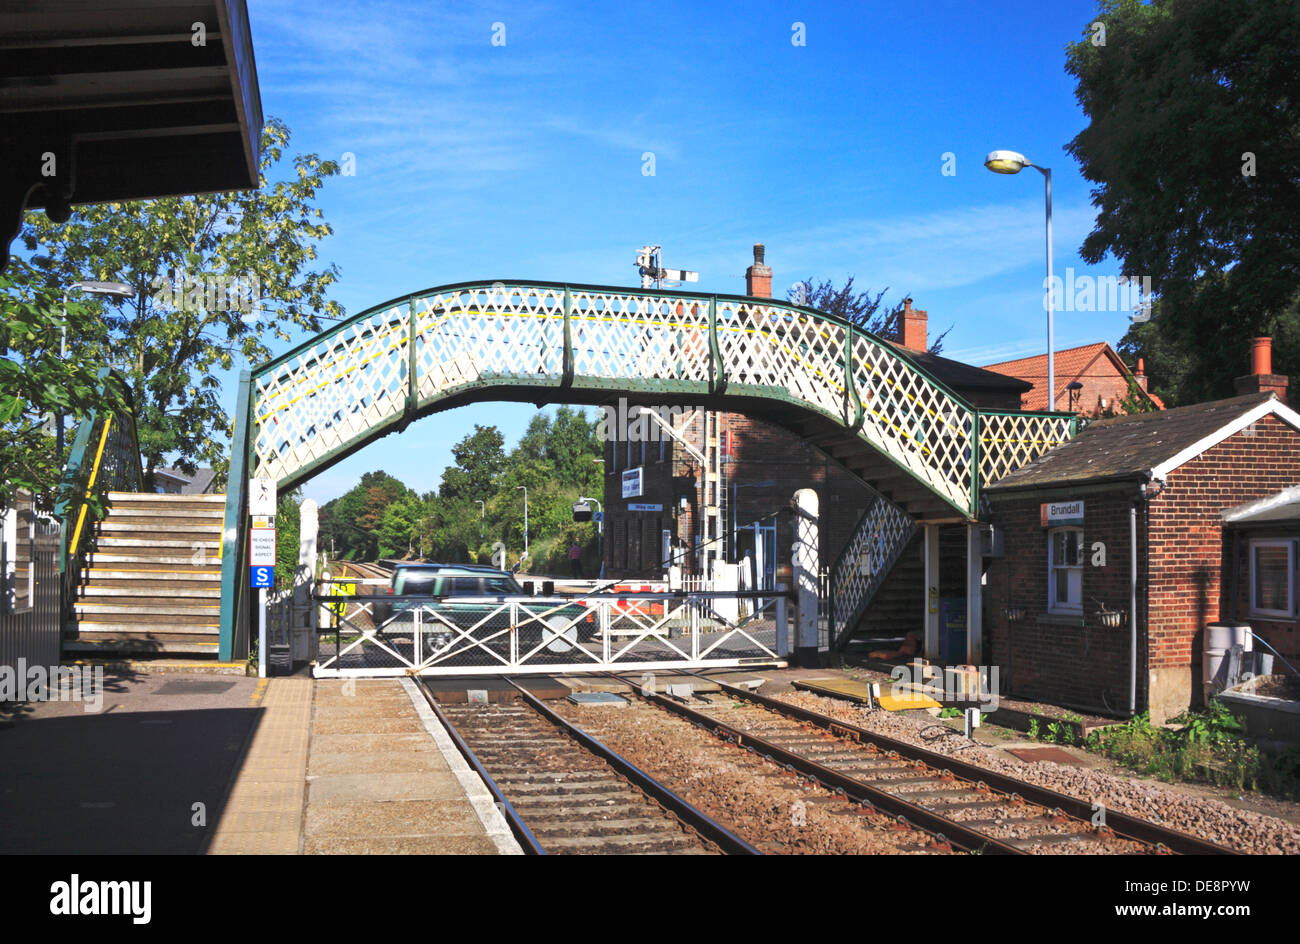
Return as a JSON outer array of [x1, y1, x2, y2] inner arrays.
[[249, 528, 277, 566], [249, 477, 277, 516], [1041, 500, 1084, 527], [622, 466, 642, 499], [251, 565, 273, 588], [628, 502, 662, 512]]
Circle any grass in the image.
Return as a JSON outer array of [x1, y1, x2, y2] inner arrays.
[[1073, 700, 1300, 798]]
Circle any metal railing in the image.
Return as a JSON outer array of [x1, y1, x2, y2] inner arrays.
[[312, 589, 790, 677], [53, 371, 144, 641], [829, 494, 918, 649]]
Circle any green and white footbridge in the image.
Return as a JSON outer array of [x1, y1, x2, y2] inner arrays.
[[220, 280, 1075, 668]]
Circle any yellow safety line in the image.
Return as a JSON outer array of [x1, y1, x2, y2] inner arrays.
[[249, 677, 269, 707], [69, 415, 113, 555]]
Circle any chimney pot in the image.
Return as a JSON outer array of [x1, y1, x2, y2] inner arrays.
[[745, 242, 772, 298], [1252, 337, 1272, 376]]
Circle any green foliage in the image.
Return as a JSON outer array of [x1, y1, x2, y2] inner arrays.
[[1082, 702, 1298, 796], [274, 490, 302, 587], [788, 277, 948, 354], [319, 410, 603, 575], [19, 117, 343, 485], [938, 706, 962, 719], [1027, 718, 1040, 740], [1067, 0, 1300, 401], [0, 257, 126, 510]]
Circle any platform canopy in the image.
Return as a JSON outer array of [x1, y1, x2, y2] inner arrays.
[[0, 0, 264, 268]]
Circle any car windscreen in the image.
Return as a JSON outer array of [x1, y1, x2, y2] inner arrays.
[[481, 576, 521, 595], [395, 573, 439, 595]]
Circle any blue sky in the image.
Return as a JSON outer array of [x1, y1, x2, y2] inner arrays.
[[237, 0, 1131, 504]]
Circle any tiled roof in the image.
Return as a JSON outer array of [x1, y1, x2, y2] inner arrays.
[[983, 342, 1164, 411], [885, 341, 1031, 394], [986, 392, 1283, 492]]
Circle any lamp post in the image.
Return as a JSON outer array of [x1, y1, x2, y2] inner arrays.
[[58, 280, 135, 463], [515, 485, 528, 561], [985, 150, 1055, 408]]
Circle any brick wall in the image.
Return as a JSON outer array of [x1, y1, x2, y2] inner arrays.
[[601, 407, 877, 578], [986, 488, 1144, 714], [986, 411, 1300, 718], [1149, 414, 1300, 695]]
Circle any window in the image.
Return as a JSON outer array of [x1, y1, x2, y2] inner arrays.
[[1048, 528, 1083, 613], [1249, 539, 1295, 618]]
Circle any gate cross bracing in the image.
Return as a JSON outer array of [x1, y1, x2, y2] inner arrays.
[[220, 280, 1075, 662], [312, 587, 787, 677]]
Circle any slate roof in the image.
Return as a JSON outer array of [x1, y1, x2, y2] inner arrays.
[[986, 392, 1282, 492], [886, 341, 1031, 394]]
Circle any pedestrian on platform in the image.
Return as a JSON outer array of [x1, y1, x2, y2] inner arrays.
[[568, 537, 583, 578]]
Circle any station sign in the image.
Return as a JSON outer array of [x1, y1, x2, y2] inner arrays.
[[251, 565, 274, 588], [628, 503, 662, 512], [622, 466, 643, 499], [249, 477, 277, 516], [249, 528, 277, 566], [1040, 500, 1084, 527]]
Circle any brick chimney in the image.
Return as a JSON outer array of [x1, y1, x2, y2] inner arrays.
[[1135, 357, 1148, 392], [897, 298, 927, 352], [1234, 337, 1289, 402], [745, 243, 771, 298]]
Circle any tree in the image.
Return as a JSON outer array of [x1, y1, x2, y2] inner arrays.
[[439, 425, 506, 501], [19, 118, 344, 485], [789, 277, 948, 353], [1066, 0, 1300, 399], [0, 256, 125, 510]]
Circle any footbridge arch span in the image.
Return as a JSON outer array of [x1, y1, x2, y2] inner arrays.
[[218, 280, 1074, 658]]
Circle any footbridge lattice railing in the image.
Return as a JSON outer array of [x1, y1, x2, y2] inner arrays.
[[220, 280, 1076, 660]]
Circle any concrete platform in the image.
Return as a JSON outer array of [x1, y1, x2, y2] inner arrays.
[[0, 667, 519, 854]]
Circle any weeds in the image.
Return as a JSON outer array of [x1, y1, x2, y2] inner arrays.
[[1080, 702, 1300, 798]]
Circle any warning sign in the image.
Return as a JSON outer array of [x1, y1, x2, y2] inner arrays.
[[249, 529, 276, 566]]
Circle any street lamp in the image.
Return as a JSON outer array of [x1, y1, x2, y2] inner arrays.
[[59, 280, 135, 463], [515, 485, 528, 561], [985, 149, 1055, 409]]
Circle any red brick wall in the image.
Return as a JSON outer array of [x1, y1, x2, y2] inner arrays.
[[601, 407, 876, 578], [1150, 414, 1300, 687], [986, 488, 1145, 713]]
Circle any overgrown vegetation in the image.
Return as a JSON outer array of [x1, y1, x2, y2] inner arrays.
[[1067, 701, 1300, 797]]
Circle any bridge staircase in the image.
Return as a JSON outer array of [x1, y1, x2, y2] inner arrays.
[[65, 492, 226, 657]]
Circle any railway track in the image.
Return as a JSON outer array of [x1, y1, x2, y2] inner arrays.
[[629, 673, 1240, 855], [415, 679, 759, 855]]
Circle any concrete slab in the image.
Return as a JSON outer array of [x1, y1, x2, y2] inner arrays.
[[306, 770, 466, 802]]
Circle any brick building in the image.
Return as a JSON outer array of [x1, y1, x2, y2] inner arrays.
[[600, 245, 1029, 583], [984, 341, 1164, 415], [984, 360, 1300, 722]]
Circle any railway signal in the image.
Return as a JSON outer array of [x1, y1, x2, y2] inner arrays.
[[634, 245, 699, 290]]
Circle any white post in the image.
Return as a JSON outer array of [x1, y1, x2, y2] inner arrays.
[[294, 499, 318, 663], [792, 488, 820, 667], [924, 525, 940, 660], [966, 524, 983, 666], [257, 587, 267, 678]]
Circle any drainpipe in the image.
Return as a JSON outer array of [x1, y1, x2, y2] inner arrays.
[[1129, 499, 1138, 715]]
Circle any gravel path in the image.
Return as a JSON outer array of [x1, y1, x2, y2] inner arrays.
[[776, 691, 1300, 855]]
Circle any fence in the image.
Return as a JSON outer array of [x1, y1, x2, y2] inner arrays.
[[312, 588, 790, 677], [1, 491, 62, 673]]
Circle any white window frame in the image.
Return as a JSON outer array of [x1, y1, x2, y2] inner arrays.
[[1248, 538, 1296, 618], [1047, 527, 1084, 614]]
